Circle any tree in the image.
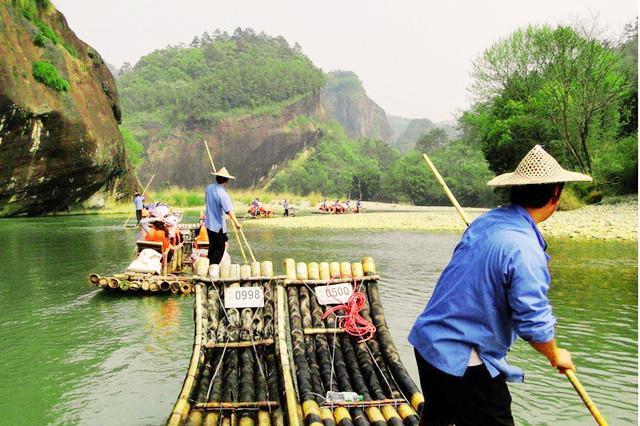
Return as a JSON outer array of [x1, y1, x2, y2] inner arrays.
[[190, 36, 200, 48], [469, 24, 628, 174], [416, 128, 449, 153]]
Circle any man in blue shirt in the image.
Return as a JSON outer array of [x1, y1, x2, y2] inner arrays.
[[133, 192, 144, 223], [409, 145, 592, 425], [204, 167, 242, 264]]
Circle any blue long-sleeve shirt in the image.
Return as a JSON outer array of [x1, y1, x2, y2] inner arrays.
[[204, 183, 233, 233], [408, 204, 556, 383]]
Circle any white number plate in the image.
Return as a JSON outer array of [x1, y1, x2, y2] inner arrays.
[[315, 283, 353, 305], [224, 287, 264, 308]]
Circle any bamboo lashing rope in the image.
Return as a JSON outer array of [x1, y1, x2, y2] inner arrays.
[[422, 153, 470, 226], [123, 174, 155, 227], [422, 151, 608, 426]]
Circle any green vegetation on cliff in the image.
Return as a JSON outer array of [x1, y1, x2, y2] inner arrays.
[[268, 121, 398, 199], [32, 61, 69, 92], [118, 28, 325, 129]]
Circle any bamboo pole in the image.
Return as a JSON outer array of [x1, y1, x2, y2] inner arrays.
[[123, 174, 155, 227], [276, 282, 301, 425], [194, 401, 280, 410], [168, 283, 205, 425], [422, 153, 470, 226], [564, 370, 608, 426], [204, 339, 274, 349], [203, 139, 217, 174]]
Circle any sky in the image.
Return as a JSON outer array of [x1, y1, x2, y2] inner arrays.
[[54, 0, 636, 122]]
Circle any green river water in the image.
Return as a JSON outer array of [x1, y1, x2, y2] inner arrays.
[[0, 214, 636, 425]]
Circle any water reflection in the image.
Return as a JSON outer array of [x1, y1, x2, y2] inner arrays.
[[0, 216, 636, 425]]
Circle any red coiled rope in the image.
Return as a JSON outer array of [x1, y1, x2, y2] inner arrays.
[[321, 275, 376, 342]]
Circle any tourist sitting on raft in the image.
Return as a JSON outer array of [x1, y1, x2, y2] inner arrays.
[[247, 198, 274, 218], [139, 217, 176, 261], [319, 199, 351, 214]]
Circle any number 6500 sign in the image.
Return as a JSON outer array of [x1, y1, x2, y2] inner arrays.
[[224, 287, 264, 308]]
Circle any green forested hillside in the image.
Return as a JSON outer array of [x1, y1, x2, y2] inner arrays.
[[118, 28, 325, 129]]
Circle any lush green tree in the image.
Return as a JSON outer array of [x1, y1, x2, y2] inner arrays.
[[468, 24, 629, 174], [416, 128, 449, 153], [120, 126, 144, 170], [382, 141, 496, 207], [118, 28, 325, 129]]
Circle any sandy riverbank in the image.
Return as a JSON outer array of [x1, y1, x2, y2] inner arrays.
[[245, 201, 638, 241]]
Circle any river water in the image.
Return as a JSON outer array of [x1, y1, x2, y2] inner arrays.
[[0, 214, 636, 425]]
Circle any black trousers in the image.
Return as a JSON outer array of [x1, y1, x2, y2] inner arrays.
[[415, 350, 514, 426], [135, 209, 142, 223], [206, 228, 228, 265]]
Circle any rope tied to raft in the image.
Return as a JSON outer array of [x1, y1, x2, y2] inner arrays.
[[321, 275, 376, 342]]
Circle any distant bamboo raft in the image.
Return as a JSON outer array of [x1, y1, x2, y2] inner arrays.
[[87, 272, 196, 295], [167, 258, 423, 425]]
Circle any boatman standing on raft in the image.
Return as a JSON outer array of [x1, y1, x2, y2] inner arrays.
[[204, 167, 242, 265], [409, 145, 592, 426]]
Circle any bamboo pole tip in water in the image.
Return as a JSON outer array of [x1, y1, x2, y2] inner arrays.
[[260, 261, 273, 278], [98, 277, 109, 288], [89, 274, 100, 284], [351, 262, 364, 278], [319, 262, 330, 280], [220, 263, 231, 280], [160, 280, 171, 292], [180, 282, 192, 294], [296, 262, 308, 280], [362, 257, 376, 275], [251, 261, 261, 278], [339, 262, 352, 277], [230, 264, 241, 280], [284, 258, 296, 279], [170, 281, 181, 294], [329, 262, 341, 278], [308, 262, 320, 280], [240, 264, 252, 280], [150, 281, 159, 292]]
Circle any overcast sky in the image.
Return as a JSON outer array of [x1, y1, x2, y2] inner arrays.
[[55, 0, 636, 122]]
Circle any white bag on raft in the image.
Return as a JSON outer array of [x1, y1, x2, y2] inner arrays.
[[126, 249, 162, 275]]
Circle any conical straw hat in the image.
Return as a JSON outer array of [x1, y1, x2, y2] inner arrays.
[[487, 145, 592, 187], [211, 166, 235, 179]]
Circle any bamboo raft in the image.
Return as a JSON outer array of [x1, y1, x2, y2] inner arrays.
[[88, 223, 202, 295], [168, 258, 424, 425]]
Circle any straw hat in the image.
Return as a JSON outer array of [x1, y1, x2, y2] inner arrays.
[[487, 145, 592, 187], [211, 166, 235, 180]]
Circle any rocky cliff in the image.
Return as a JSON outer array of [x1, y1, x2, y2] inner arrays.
[[138, 93, 328, 188], [320, 71, 392, 142], [0, 0, 135, 216]]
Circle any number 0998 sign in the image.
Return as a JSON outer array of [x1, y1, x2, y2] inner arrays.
[[224, 287, 264, 308], [315, 283, 353, 305]]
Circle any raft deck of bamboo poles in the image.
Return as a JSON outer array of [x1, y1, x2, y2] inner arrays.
[[88, 223, 202, 295], [168, 258, 423, 425]]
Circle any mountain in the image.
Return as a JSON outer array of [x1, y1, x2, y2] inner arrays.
[[117, 29, 328, 187], [118, 31, 396, 188], [0, 0, 136, 216], [393, 118, 435, 152], [387, 114, 412, 143], [320, 71, 392, 142]]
